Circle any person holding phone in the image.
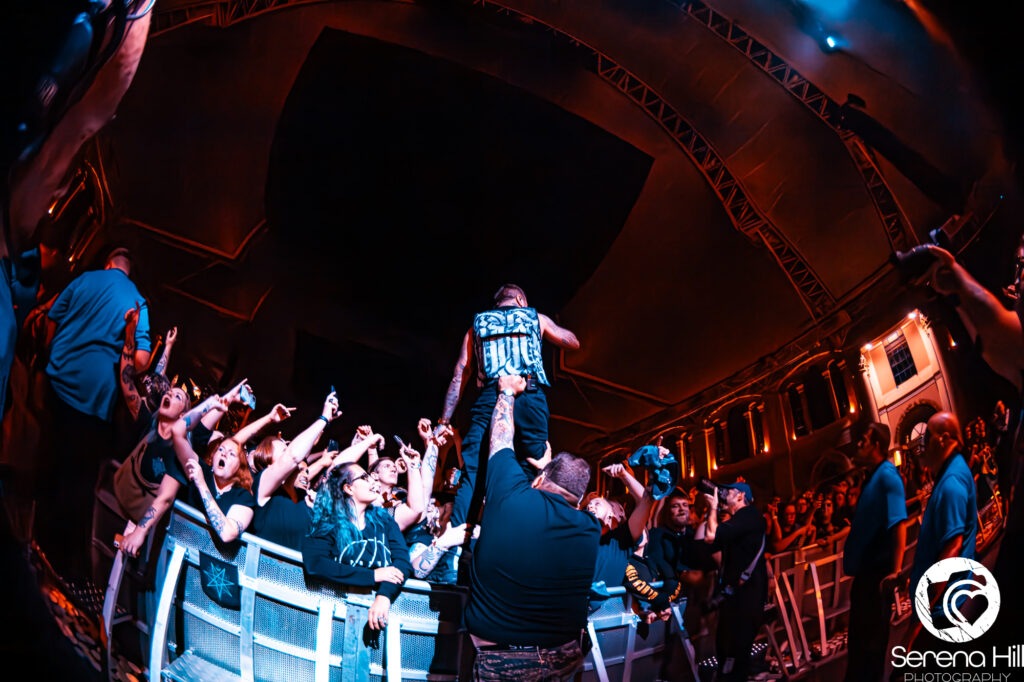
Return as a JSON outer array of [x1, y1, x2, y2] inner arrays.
[[250, 392, 380, 551], [113, 375, 250, 561], [367, 430, 426, 532]]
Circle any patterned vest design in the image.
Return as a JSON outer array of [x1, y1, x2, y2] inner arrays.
[[472, 306, 549, 387]]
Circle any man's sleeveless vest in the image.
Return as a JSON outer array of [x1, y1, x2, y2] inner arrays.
[[472, 306, 549, 387]]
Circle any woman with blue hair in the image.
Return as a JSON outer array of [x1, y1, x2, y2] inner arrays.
[[302, 462, 412, 631]]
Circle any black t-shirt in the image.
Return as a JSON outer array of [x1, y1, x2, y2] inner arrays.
[[250, 469, 311, 551], [302, 509, 413, 603], [592, 523, 637, 588], [648, 525, 716, 576], [464, 448, 602, 647], [191, 422, 215, 459], [709, 505, 768, 603], [136, 423, 188, 488], [185, 462, 256, 520]]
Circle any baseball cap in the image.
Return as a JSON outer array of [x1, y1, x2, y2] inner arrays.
[[718, 480, 753, 502]]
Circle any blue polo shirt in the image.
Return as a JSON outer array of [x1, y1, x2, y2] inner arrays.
[[843, 460, 907, 576], [46, 268, 151, 421], [910, 454, 977, 592]]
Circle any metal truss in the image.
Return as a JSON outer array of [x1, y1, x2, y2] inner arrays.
[[476, 2, 835, 319], [151, 0, 321, 36], [667, 0, 915, 253], [151, 2, 219, 36], [149, 0, 837, 317], [592, 54, 835, 318]]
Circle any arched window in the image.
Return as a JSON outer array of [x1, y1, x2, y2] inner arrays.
[[727, 405, 752, 463], [787, 385, 809, 438], [804, 365, 834, 430], [828, 361, 850, 416], [750, 402, 766, 455], [713, 420, 729, 466]]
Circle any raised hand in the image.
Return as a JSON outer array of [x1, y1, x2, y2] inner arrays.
[[185, 458, 203, 484], [417, 418, 433, 445], [526, 440, 553, 470], [353, 424, 374, 447], [435, 522, 470, 550], [269, 403, 294, 422], [431, 421, 454, 446], [497, 373, 527, 395], [223, 378, 249, 405], [124, 302, 141, 338], [397, 442, 422, 469], [322, 391, 341, 421], [602, 462, 627, 479]]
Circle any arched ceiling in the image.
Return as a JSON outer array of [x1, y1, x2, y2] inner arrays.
[[51, 0, 1024, 457]]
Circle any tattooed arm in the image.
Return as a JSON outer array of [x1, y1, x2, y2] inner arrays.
[[393, 445, 425, 531], [539, 312, 581, 351], [489, 375, 527, 458], [119, 474, 181, 558], [180, 378, 248, 432], [439, 330, 474, 426], [409, 523, 469, 579], [418, 418, 452, 501], [154, 325, 176, 376], [120, 304, 143, 420], [185, 458, 252, 542]]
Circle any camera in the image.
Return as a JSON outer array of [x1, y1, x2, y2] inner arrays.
[[697, 477, 725, 499], [890, 225, 954, 283]]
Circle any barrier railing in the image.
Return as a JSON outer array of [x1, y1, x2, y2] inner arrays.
[[149, 502, 467, 681], [139, 502, 693, 681], [101, 486, 975, 681]]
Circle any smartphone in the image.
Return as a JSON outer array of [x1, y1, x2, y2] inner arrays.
[[330, 384, 336, 395], [327, 438, 339, 452], [239, 384, 256, 410], [393, 435, 407, 449]]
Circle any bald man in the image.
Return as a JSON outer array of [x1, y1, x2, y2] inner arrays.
[[907, 411, 978, 649], [37, 246, 152, 581]]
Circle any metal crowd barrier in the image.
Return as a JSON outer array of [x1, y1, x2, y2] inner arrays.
[[148, 502, 467, 682], [133, 501, 689, 682], [100, 488, 963, 681]]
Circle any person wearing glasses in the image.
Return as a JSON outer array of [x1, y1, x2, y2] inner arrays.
[[842, 421, 907, 681], [302, 462, 412, 632], [250, 392, 379, 551]]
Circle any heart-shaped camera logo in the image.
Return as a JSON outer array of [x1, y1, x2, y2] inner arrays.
[[914, 557, 1000, 643]]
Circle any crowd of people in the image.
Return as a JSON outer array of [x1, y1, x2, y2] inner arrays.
[[0, 243, 1019, 682]]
